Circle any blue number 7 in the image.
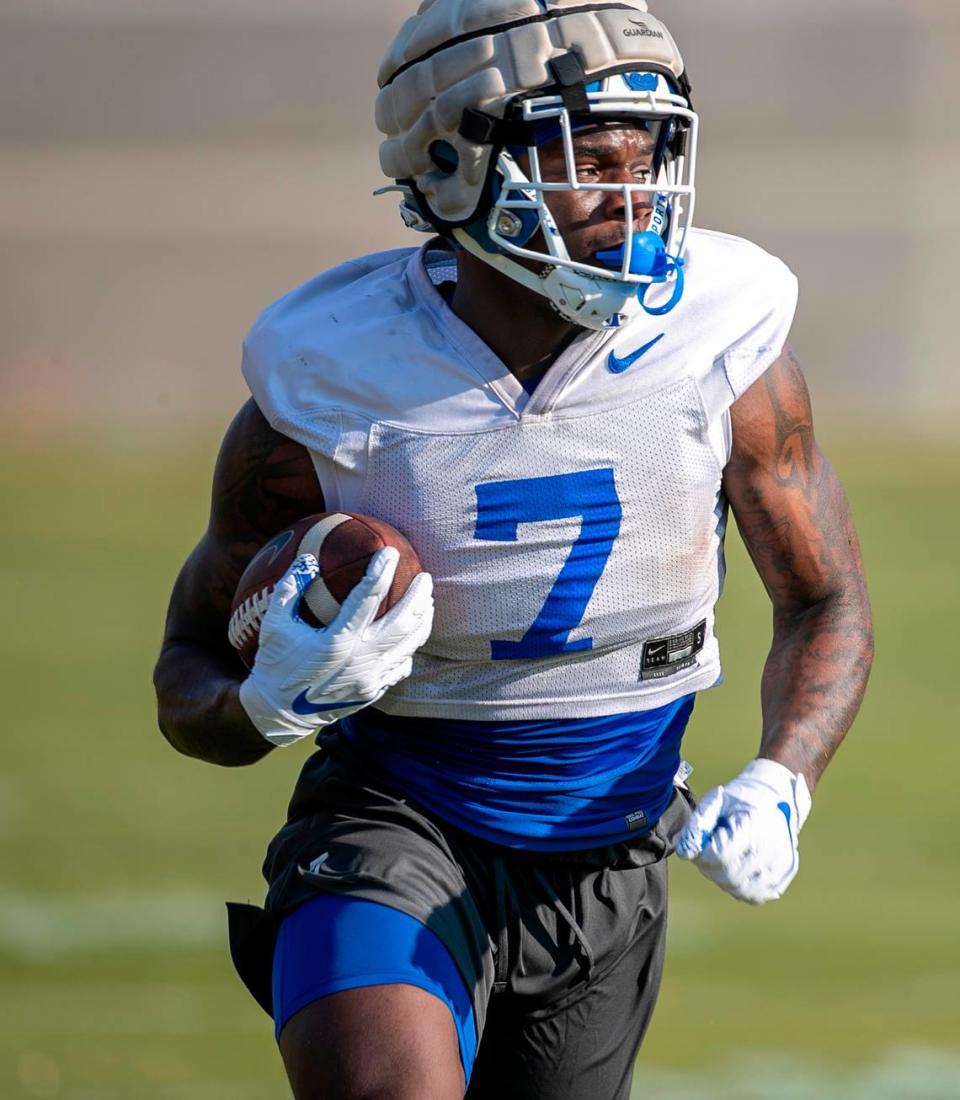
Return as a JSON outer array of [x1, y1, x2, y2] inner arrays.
[[475, 468, 622, 659]]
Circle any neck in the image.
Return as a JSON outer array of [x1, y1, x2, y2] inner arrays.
[[449, 248, 583, 385]]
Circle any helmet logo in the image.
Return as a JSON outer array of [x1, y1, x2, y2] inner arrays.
[[624, 72, 659, 92], [625, 20, 665, 40]]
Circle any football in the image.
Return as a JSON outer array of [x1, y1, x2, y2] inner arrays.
[[227, 512, 422, 669]]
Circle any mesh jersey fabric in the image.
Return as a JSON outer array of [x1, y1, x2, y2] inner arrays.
[[242, 229, 797, 722]]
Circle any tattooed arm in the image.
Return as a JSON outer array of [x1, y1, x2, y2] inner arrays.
[[723, 349, 874, 791], [153, 400, 325, 766]]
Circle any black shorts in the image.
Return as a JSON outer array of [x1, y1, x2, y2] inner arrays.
[[228, 738, 694, 1100]]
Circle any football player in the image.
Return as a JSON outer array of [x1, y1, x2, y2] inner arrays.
[[154, 2, 873, 1098]]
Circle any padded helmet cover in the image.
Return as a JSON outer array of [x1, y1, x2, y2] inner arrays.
[[376, 0, 686, 227]]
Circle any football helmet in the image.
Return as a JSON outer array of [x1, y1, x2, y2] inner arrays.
[[376, 0, 698, 329]]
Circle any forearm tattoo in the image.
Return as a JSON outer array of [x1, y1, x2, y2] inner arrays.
[[727, 351, 874, 788]]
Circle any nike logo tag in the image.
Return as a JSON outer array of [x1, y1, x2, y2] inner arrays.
[[291, 690, 365, 716], [607, 332, 665, 374]]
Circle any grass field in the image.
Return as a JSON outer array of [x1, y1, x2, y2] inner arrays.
[[1, 428, 958, 1099]]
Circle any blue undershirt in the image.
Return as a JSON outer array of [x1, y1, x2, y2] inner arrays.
[[340, 695, 694, 851]]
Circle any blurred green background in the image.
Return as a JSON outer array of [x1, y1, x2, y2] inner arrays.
[[3, 434, 957, 1099], [2, 1, 958, 1097]]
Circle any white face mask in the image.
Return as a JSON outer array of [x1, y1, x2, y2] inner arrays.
[[451, 71, 698, 329]]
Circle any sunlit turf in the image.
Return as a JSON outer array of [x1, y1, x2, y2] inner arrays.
[[1, 428, 957, 1098]]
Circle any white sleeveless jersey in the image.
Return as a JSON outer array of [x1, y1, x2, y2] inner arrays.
[[243, 229, 798, 720]]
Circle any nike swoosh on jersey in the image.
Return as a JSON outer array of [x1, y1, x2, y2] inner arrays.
[[607, 332, 665, 374], [291, 690, 365, 716]]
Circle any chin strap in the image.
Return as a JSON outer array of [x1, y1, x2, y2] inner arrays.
[[451, 220, 686, 329], [594, 230, 686, 317], [453, 225, 640, 330]]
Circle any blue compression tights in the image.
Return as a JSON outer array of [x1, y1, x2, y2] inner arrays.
[[272, 893, 478, 1081]]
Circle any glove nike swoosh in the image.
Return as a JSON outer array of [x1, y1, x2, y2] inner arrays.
[[291, 690, 366, 716], [778, 801, 793, 841]]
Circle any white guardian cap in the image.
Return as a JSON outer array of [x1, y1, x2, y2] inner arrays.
[[376, 0, 698, 329]]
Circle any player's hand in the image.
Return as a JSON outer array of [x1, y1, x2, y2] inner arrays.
[[675, 758, 812, 905], [239, 549, 433, 746]]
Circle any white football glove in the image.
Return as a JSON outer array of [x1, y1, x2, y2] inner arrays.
[[675, 758, 812, 905], [239, 549, 433, 747]]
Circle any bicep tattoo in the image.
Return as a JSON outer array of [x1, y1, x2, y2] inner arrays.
[[165, 400, 324, 645], [766, 350, 821, 494], [729, 351, 860, 612], [208, 399, 325, 600]]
